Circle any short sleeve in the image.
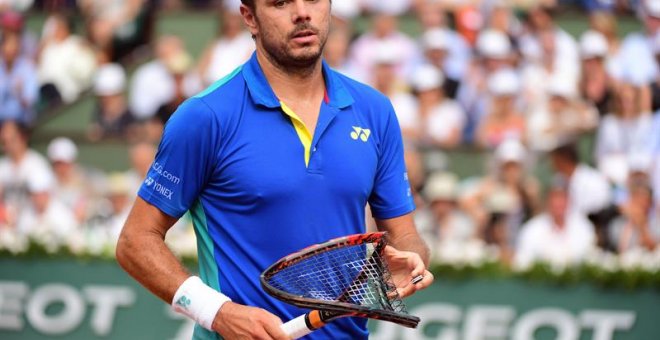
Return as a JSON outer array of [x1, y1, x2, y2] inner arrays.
[[368, 100, 415, 219], [138, 98, 220, 218]]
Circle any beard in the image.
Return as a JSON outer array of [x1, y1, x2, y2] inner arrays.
[[257, 20, 329, 74]]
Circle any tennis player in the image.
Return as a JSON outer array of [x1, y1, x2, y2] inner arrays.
[[116, 0, 433, 339]]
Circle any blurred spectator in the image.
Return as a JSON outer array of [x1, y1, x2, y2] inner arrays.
[[362, 0, 412, 16], [125, 141, 156, 194], [476, 68, 526, 148], [86, 172, 132, 240], [613, 0, 660, 86], [89, 63, 134, 140], [520, 6, 580, 106], [0, 32, 38, 123], [323, 28, 360, 80], [419, 28, 466, 98], [0, 121, 54, 226], [0, 0, 34, 12], [482, 1, 523, 41], [528, 76, 599, 152], [419, 171, 476, 260], [595, 82, 653, 185], [514, 177, 596, 268], [578, 30, 614, 116], [37, 12, 97, 106], [462, 140, 541, 255], [609, 181, 658, 253], [588, 11, 621, 68], [78, 0, 151, 61], [47, 137, 104, 224], [129, 35, 197, 122], [0, 10, 38, 60], [350, 11, 419, 81], [550, 142, 612, 215], [411, 64, 465, 149], [370, 41, 418, 143], [458, 29, 514, 142], [16, 173, 78, 238], [197, 10, 254, 87]]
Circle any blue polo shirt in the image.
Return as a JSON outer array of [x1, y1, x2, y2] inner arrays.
[[138, 53, 414, 339]]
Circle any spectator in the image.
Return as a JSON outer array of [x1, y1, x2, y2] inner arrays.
[[349, 10, 419, 81], [528, 76, 599, 152], [125, 141, 156, 194], [595, 82, 653, 185], [612, 0, 659, 86], [462, 139, 541, 252], [419, 171, 476, 261], [0, 10, 38, 60], [419, 28, 465, 98], [361, 0, 412, 17], [514, 177, 597, 268], [323, 28, 361, 81], [609, 181, 658, 253], [89, 63, 134, 140], [0, 32, 38, 123], [16, 173, 78, 239], [78, 0, 150, 61], [369, 41, 418, 144], [129, 35, 197, 121], [87, 172, 132, 241], [578, 30, 614, 116], [0, 121, 54, 225], [197, 10, 254, 87], [588, 11, 621, 71], [47, 137, 104, 224], [38, 12, 97, 106], [550, 142, 612, 216], [476, 68, 526, 148], [458, 29, 514, 142], [410, 64, 465, 149]]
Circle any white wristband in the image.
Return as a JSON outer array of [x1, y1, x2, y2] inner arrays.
[[171, 276, 231, 331]]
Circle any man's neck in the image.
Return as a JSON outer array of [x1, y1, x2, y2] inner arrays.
[[256, 49, 325, 104]]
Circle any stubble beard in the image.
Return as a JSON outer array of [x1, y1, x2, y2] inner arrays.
[[257, 20, 328, 77]]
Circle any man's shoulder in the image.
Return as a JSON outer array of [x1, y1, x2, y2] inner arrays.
[[193, 66, 247, 105]]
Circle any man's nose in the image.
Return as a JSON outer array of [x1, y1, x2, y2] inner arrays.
[[292, 0, 311, 23]]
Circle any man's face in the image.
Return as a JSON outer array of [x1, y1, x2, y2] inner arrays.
[[242, 0, 331, 69]]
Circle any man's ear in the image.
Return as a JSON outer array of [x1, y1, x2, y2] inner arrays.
[[240, 5, 258, 38]]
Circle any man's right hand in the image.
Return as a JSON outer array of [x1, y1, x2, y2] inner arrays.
[[213, 302, 291, 340]]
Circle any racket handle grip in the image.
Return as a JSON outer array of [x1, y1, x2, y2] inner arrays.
[[281, 314, 314, 339]]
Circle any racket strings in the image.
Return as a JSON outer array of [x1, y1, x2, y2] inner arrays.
[[266, 242, 408, 314]]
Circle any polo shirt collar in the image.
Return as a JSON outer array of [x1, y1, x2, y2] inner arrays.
[[242, 52, 354, 110]]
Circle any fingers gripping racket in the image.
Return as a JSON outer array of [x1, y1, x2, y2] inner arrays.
[[260, 232, 420, 339]]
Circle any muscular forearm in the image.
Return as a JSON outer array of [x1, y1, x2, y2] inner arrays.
[[375, 214, 430, 266], [116, 198, 190, 304]]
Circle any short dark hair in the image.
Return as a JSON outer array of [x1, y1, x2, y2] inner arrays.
[[241, 0, 255, 10], [550, 142, 579, 165]]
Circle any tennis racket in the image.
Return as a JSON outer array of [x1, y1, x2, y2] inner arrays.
[[260, 232, 420, 339]]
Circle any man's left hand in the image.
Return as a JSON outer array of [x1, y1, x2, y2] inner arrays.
[[383, 246, 434, 298]]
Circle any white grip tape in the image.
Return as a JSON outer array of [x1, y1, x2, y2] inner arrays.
[[171, 276, 231, 331], [281, 314, 314, 339]]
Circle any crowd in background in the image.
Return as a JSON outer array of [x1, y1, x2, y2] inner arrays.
[[0, 0, 659, 267]]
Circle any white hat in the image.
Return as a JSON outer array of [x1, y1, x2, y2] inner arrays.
[[488, 68, 519, 96], [47, 137, 78, 163], [94, 63, 126, 96], [546, 75, 576, 99], [580, 30, 608, 59], [422, 28, 451, 51], [476, 29, 512, 59], [423, 172, 459, 202], [495, 138, 526, 164], [372, 40, 403, 65], [331, 0, 360, 20], [644, 0, 660, 18], [27, 173, 55, 193], [411, 65, 444, 92]]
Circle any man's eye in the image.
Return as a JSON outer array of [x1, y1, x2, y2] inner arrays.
[[274, 0, 287, 7]]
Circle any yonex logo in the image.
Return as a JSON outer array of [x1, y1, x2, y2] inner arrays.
[[145, 177, 154, 187], [350, 127, 371, 142], [176, 296, 191, 309]]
